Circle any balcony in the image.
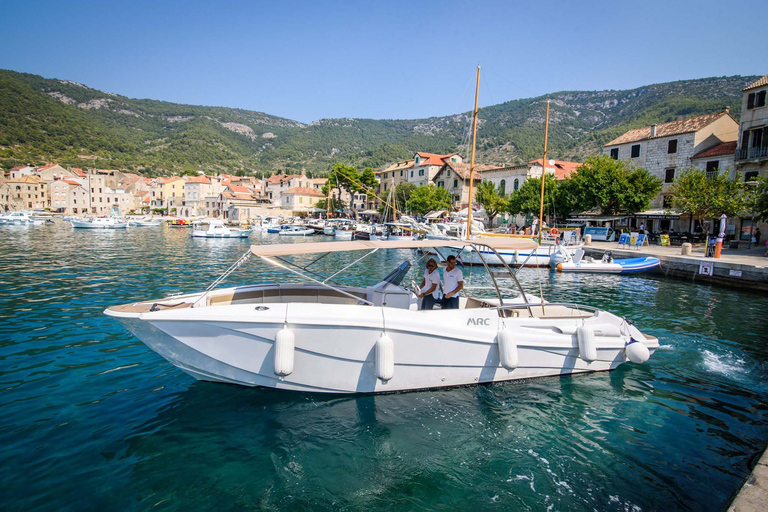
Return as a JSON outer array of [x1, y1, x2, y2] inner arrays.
[[736, 146, 768, 161]]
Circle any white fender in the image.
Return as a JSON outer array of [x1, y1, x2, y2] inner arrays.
[[497, 328, 518, 370], [577, 325, 597, 362], [274, 327, 295, 376], [625, 340, 651, 363], [375, 334, 394, 381]]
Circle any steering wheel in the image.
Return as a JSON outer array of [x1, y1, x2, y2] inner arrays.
[[410, 279, 421, 297]]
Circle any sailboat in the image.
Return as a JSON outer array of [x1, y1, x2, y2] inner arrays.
[[432, 69, 580, 267]]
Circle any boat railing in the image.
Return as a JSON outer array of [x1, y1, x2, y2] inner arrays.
[[494, 302, 600, 319]]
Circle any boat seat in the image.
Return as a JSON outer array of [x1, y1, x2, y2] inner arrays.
[[208, 286, 368, 306], [500, 304, 595, 319]]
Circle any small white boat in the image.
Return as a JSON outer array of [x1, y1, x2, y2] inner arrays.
[[554, 249, 661, 274], [384, 223, 414, 241], [334, 221, 356, 240], [192, 220, 251, 238], [278, 226, 314, 236], [257, 217, 283, 234], [0, 212, 43, 225], [71, 217, 128, 229], [129, 218, 162, 227], [105, 238, 658, 394]]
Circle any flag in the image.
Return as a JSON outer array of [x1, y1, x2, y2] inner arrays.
[[456, 254, 465, 268]]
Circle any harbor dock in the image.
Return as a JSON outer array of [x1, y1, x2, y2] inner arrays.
[[584, 241, 768, 292]]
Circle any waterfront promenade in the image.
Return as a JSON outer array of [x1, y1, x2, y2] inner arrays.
[[585, 240, 768, 292]]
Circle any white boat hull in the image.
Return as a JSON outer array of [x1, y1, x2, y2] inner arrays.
[[107, 294, 657, 394], [71, 219, 128, 229], [436, 244, 582, 267], [335, 231, 354, 240]]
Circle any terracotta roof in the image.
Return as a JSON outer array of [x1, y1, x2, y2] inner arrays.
[[9, 166, 27, 171], [604, 112, 733, 146], [416, 152, 458, 166], [228, 185, 251, 194], [7, 175, 45, 184], [71, 168, 86, 177], [438, 161, 503, 180], [283, 186, 324, 197], [744, 74, 768, 91], [157, 176, 184, 184], [62, 179, 81, 186], [692, 141, 738, 159], [38, 164, 59, 171], [266, 173, 304, 184], [222, 191, 258, 201], [312, 178, 328, 184], [135, 190, 149, 197], [378, 159, 415, 174], [186, 176, 212, 184], [529, 159, 581, 179]]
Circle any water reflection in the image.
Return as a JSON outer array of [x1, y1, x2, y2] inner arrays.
[[0, 222, 767, 511]]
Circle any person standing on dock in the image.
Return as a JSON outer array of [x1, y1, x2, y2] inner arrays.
[[442, 255, 464, 310]]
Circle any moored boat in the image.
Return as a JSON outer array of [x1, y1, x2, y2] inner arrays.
[[71, 217, 128, 229], [555, 249, 661, 274], [191, 220, 251, 238], [278, 226, 314, 236]]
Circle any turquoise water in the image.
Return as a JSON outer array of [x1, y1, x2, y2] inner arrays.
[[1, 223, 767, 511]]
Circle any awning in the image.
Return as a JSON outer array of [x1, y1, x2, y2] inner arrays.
[[251, 237, 538, 257], [566, 215, 626, 222], [426, 210, 448, 219], [631, 209, 680, 220], [358, 209, 380, 215]]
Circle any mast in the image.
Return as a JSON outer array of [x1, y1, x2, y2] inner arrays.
[[391, 173, 396, 222], [326, 176, 330, 218], [466, 65, 481, 238], [538, 99, 550, 244]]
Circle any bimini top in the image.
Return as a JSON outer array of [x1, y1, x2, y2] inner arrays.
[[250, 238, 538, 257]]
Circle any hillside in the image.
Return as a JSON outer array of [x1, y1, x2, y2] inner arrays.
[[0, 69, 758, 175]]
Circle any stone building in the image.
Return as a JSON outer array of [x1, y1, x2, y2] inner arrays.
[[263, 174, 311, 206], [603, 109, 739, 208], [406, 152, 462, 187], [281, 186, 324, 212], [432, 161, 504, 208], [0, 176, 47, 211]]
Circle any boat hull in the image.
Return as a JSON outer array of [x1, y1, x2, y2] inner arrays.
[[435, 244, 580, 267], [71, 220, 128, 229], [107, 301, 657, 394], [557, 257, 661, 274]]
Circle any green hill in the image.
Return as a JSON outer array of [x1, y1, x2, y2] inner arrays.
[[0, 69, 757, 175]]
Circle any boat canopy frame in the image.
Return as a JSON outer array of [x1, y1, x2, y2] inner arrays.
[[194, 238, 539, 311]]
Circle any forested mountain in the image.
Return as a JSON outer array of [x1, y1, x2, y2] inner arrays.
[[0, 69, 757, 175]]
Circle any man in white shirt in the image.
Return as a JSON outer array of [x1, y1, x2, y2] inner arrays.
[[417, 259, 441, 310], [442, 255, 463, 309]]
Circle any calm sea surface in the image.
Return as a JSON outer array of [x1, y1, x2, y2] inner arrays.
[[1, 222, 767, 511]]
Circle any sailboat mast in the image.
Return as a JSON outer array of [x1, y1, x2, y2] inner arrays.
[[466, 65, 481, 238], [538, 99, 550, 244]]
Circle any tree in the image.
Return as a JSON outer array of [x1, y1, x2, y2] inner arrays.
[[670, 168, 750, 234], [751, 176, 768, 222], [474, 180, 508, 226], [568, 155, 661, 214], [406, 185, 451, 215], [507, 174, 574, 220], [322, 163, 379, 219]]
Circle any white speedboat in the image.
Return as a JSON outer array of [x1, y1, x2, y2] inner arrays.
[[105, 239, 658, 394], [192, 220, 251, 238], [0, 211, 44, 225], [383, 223, 414, 241], [278, 226, 314, 236], [257, 217, 282, 234], [71, 217, 128, 229]]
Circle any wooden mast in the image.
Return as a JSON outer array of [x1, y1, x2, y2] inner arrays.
[[538, 99, 550, 244], [466, 65, 481, 238]]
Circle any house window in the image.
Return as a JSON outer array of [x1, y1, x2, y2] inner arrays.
[[664, 168, 675, 183], [758, 91, 767, 108], [631, 145, 641, 158], [752, 128, 764, 149], [437, 181, 444, 188], [748, 93, 755, 109], [415, 156, 420, 163], [451, 157, 457, 162], [419, 169, 424, 176], [410, 171, 414, 178], [400, 170, 403, 176], [668, 139, 678, 154], [610, 148, 619, 160], [514, 178, 519, 191], [705, 161, 719, 178], [745, 171, 759, 182], [453, 179, 458, 188], [662, 196, 673, 208], [499, 180, 506, 197]]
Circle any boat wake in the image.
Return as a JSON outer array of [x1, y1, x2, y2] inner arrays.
[[701, 349, 746, 378]]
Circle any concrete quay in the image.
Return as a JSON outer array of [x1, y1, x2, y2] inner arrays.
[[729, 448, 768, 511], [584, 241, 768, 293]]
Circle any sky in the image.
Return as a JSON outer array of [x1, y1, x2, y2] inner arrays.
[[0, 0, 762, 123]]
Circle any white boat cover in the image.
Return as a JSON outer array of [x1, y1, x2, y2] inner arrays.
[[250, 238, 538, 257]]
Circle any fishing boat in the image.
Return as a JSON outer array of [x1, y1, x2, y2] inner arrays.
[[278, 226, 314, 236], [71, 217, 128, 229], [192, 220, 251, 238], [104, 238, 658, 394], [168, 219, 192, 228], [554, 249, 661, 274]]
